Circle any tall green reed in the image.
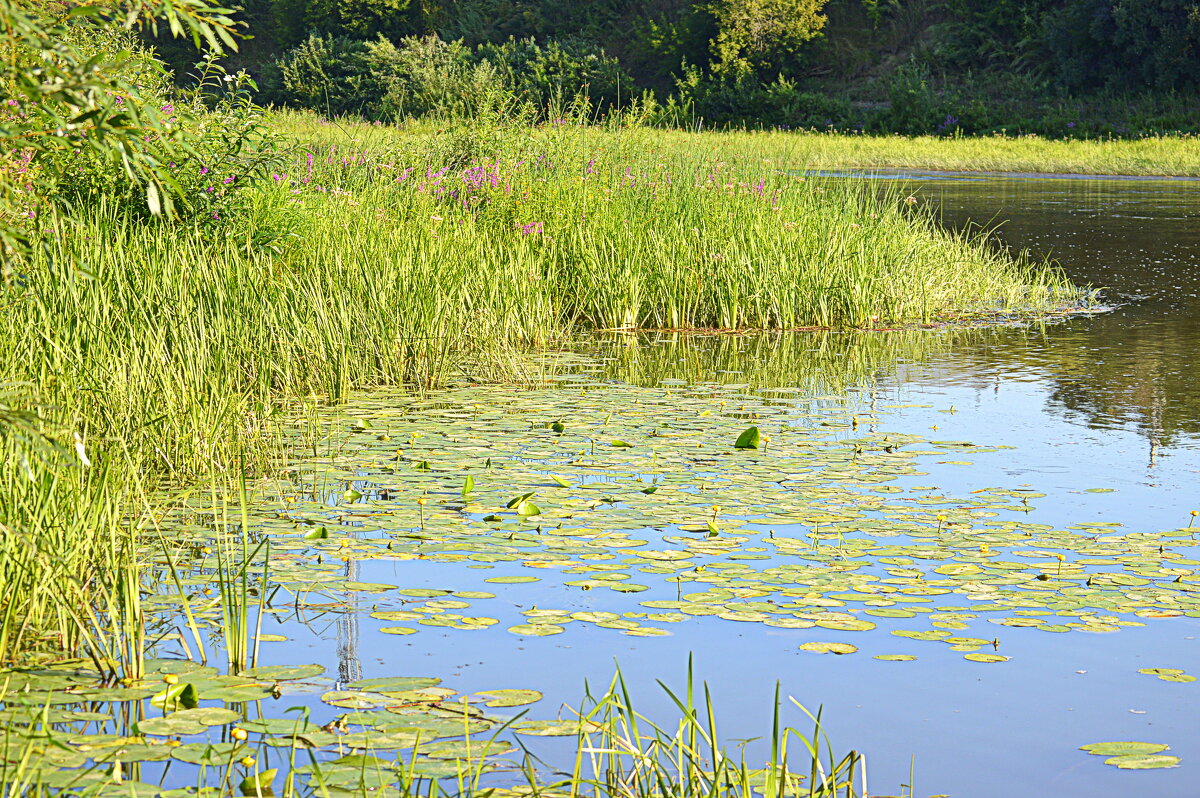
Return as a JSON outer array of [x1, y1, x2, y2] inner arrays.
[[565, 661, 863, 798]]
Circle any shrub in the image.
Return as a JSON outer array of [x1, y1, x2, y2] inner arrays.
[[273, 33, 383, 116]]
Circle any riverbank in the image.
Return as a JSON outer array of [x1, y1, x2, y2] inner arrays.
[[278, 113, 1200, 178]]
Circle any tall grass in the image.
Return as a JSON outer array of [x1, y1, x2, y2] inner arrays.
[[0, 119, 1078, 668], [566, 663, 864, 798], [282, 112, 1200, 177]]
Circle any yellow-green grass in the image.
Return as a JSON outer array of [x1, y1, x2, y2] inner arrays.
[[276, 110, 1200, 177]]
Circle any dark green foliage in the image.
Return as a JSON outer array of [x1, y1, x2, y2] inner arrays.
[[270, 33, 631, 120], [273, 34, 385, 116], [477, 38, 631, 113], [235, 0, 1200, 134]]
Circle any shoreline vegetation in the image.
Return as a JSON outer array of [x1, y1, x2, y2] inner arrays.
[[281, 113, 1200, 178], [2, 108, 1085, 665]]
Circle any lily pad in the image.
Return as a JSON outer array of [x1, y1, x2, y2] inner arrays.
[[1081, 742, 1170, 756], [476, 689, 543, 707], [241, 665, 324, 681], [798, 642, 857, 655]]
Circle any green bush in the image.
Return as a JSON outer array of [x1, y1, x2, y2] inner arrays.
[[477, 37, 631, 115], [667, 67, 858, 129], [368, 34, 495, 118], [273, 33, 383, 116]]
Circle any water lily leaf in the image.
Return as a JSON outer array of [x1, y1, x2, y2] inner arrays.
[[338, 731, 422, 749], [486, 576, 540, 584], [304, 527, 329, 540], [1104, 754, 1180, 770], [816, 619, 875, 631], [1137, 668, 1195, 682], [347, 677, 441, 692], [507, 624, 565, 636], [963, 653, 1009, 663], [798, 641, 857, 655], [462, 475, 475, 498], [734, 427, 762, 449], [322, 690, 391, 709], [396, 589, 451, 598], [239, 718, 316, 735], [1081, 742, 1170, 756], [418, 739, 515, 760], [241, 665, 324, 681], [515, 501, 541, 516], [505, 492, 535, 509], [138, 706, 239, 736], [476, 689, 543, 707], [874, 654, 916, 661], [171, 742, 247, 765], [238, 769, 278, 795], [511, 720, 584, 736], [207, 685, 273, 702], [151, 682, 199, 711]]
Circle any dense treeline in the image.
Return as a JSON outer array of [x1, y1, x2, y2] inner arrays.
[[152, 0, 1200, 135]]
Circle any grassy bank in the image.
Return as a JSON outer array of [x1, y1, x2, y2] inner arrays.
[[283, 114, 1200, 177]]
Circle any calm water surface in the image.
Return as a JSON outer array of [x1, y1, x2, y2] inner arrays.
[[249, 174, 1200, 798]]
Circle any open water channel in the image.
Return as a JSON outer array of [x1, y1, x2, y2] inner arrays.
[[6, 173, 1199, 798]]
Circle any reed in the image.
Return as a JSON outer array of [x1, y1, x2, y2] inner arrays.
[[564, 661, 864, 798]]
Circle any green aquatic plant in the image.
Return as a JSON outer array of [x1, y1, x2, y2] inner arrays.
[[0, 657, 865, 796], [566, 661, 863, 798]]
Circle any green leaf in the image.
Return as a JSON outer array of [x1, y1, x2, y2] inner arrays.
[[151, 682, 199, 711], [462, 475, 474, 498], [515, 500, 541, 516], [238, 768, 277, 795], [146, 180, 161, 216], [303, 526, 328, 540], [240, 665, 324, 681], [611, 440, 633, 448], [476, 689, 543, 707], [1104, 754, 1180, 770], [505, 492, 535, 509], [734, 426, 762, 449], [343, 488, 363, 502], [1081, 742, 1170, 756], [798, 641, 857, 654]]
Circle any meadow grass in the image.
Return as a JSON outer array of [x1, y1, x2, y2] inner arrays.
[[280, 111, 1200, 177], [0, 116, 1078, 669]]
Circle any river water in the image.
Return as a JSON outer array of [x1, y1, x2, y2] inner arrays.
[[78, 173, 1198, 798], [253, 173, 1200, 798]]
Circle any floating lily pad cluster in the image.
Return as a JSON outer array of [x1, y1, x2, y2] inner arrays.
[[7, 367, 1196, 789], [0, 658, 570, 793], [153, 379, 1200, 661], [1080, 741, 1180, 770]]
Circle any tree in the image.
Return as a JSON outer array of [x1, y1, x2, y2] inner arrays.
[[1, 0, 240, 265], [709, 0, 829, 76]]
